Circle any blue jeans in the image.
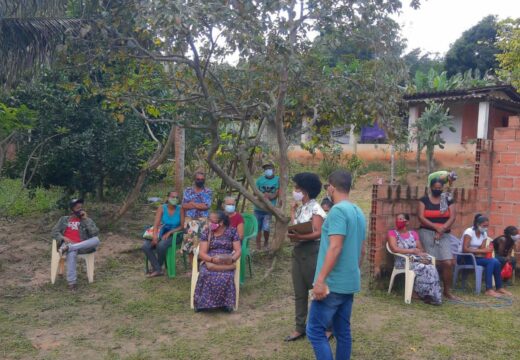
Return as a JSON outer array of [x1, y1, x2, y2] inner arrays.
[[142, 226, 174, 272], [459, 256, 503, 290], [307, 292, 354, 360], [66, 237, 100, 284]]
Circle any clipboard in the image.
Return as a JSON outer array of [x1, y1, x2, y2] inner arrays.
[[288, 221, 313, 234]]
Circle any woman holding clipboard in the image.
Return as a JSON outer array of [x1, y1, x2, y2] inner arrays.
[[285, 172, 327, 342]]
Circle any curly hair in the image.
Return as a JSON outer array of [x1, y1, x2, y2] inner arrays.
[[292, 172, 322, 199]]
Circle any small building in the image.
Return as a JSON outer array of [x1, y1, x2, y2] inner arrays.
[[404, 85, 520, 144]]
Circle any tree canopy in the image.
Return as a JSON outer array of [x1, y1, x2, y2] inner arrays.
[[444, 15, 500, 76], [496, 18, 520, 89]]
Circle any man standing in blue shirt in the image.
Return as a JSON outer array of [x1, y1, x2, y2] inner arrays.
[[254, 163, 280, 250], [306, 170, 366, 360]]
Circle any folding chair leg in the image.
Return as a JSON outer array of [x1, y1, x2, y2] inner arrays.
[[404, 271, 416, 304], [247, 255, 252, 278]]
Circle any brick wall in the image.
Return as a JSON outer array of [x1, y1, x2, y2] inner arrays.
[[368, 184, 487, 278], [368, 116, 520, 279], [486, 116, 520, 238]]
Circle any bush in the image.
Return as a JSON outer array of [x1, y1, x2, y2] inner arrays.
[[0, 178, 64, 217]]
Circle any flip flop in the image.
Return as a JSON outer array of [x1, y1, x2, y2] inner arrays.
[[147, 271, 164, 278], [284, 333, 305, 342]]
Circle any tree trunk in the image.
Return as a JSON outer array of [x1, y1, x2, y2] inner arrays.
[[174, 125, 185, 195], [351, 125, 357, 155], [390, 143, 395, 185], [113, 125, 175, 221], [426, 145, 434, 174], [415, 139, 421, 175]]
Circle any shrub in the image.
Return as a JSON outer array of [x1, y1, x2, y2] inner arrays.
[[0, 178, 63, 217]]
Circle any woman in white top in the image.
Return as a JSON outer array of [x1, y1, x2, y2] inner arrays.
[[284, 172, 327, 342], [458, 214, 512, 297]]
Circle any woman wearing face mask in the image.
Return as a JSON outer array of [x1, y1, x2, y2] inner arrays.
[[493, 226, 519, 275], [142, 191, 185, 277], [418, 178, 458, 300], [388, 213, 442, 305], [459, 214, 512, 297], [285, 172, 327, 342], [194, 211, 241, 312], [223, 196, 244, 241]]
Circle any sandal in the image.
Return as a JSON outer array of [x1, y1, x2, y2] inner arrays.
[[146, 271, 164, 278], [284, 332, 305, 342]]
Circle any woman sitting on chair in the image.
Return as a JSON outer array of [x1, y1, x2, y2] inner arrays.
[[388, 213, 442, 305], [493, 226, 518, 273], [142, 191, 184, 277], [194, 211, 241, 312], [458, 214, 512, 297]]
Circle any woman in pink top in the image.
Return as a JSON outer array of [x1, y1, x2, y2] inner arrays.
[[387, 213, 442, 305]]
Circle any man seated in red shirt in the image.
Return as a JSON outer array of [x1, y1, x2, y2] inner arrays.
[[51, 199, 100, 291], [223, 196, 244, 241]]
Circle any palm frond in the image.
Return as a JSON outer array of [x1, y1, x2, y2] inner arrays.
[[0, 0, 69, 18], [0, 18, 85, 86]]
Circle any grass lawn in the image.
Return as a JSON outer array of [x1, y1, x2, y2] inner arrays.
[[1, 238, 519, 360], [1, 165, 518, 359]]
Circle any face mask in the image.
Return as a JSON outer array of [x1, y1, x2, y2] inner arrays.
[[195, 180, 205, 188], [512, 234, 520, 241], [478, 226, 488, 234], [264, 169, 274, 177], [395, 220, 407, 230], [168, 198, 179, 206], [431, 189, 443, 197], [209, 222, 220, 231], [292, 191, 304, 202], [224, 204, 235, 213]]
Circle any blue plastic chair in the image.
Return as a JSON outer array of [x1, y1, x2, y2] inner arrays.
[[452, 252, 485, 294]]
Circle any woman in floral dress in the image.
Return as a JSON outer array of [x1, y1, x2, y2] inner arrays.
[[194, 211, 241, 312], [387, 213, 442, 305]]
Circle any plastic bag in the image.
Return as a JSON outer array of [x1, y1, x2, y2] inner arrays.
[[501, 262, 513, 281]]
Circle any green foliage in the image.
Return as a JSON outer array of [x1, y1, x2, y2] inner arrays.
[[445, 15, 500, 76], [413, 102, 455, 172], [408, 68, 497, 94], [317, 144, 364, 187], [0, 178, 63, 217], [0, 102, 36, 135], [496, 18, 520, 89], [403, 48, 444, 75], [3, 68, 158, 197]]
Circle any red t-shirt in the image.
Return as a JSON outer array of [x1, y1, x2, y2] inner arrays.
[[63, 216, 82, 243], [229, 213, 244, 229]]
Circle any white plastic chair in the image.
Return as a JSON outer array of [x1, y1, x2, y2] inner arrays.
[[386, 242, 435, 304], [190, 246, 240, 311], [50, 239, 95, 284]]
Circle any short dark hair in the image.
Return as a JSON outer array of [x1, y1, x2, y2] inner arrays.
[[430, 178, 443, 188], [320, 198, 333, 208], [328, 170, 352, 193], [504, 226, 518, 237], [292, 172, 322, 199], [398, 213, 410, 221], [472, 213, 489, 230]]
